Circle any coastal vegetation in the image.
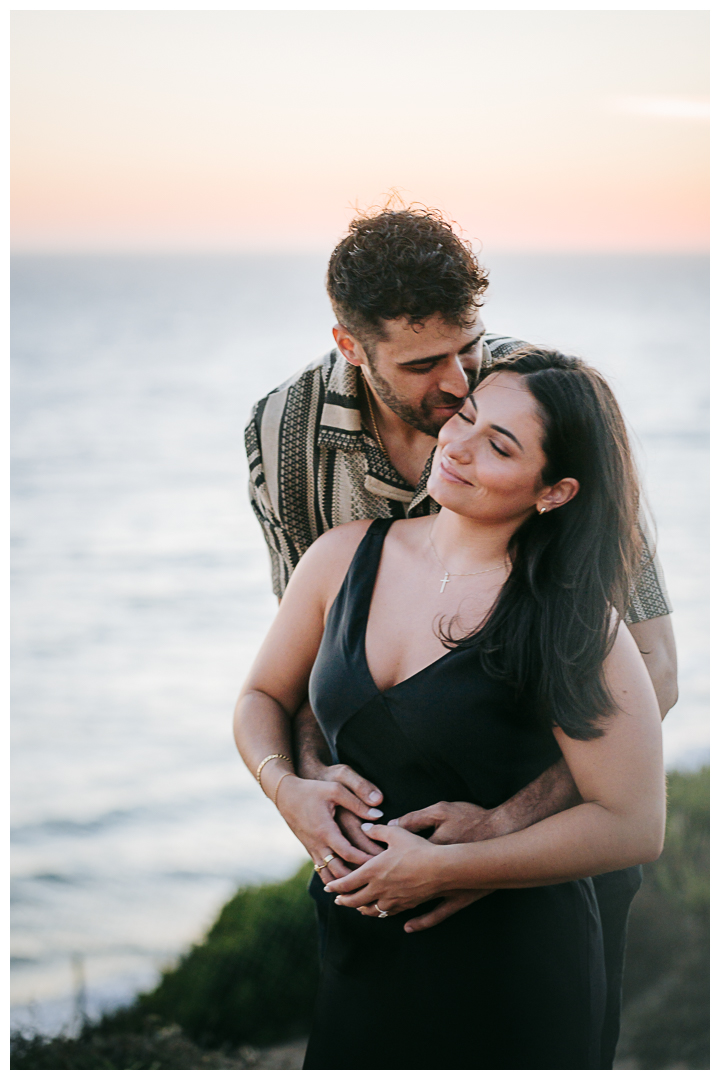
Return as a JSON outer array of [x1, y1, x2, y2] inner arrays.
[[11, 767, 709, 1070]]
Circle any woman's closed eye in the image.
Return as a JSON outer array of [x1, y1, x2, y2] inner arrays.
[[455, 410, 511, 456]]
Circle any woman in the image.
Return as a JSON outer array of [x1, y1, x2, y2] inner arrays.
[[233, 348, 665, 1070]]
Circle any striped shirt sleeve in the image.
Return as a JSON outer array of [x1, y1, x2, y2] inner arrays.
[[245, 396, 298, 600]]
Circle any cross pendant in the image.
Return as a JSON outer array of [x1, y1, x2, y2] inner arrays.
[[440, 572, 450, 594]]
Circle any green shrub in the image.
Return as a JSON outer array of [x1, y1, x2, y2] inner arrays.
[[618, 767, 709, 1068], [130, 861, 319, 1048]]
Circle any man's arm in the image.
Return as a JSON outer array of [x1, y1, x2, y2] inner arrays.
[[628, 614, 678, 719], [293, 699, 332, 772], [245, 406, 300, 601], [391, 757, 580, 843], [625, 519, 676, 719]]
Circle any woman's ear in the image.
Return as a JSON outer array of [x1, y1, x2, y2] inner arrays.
[[536, 477, 580, 515]]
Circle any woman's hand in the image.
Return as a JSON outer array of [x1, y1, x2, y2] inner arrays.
[[323, 822, 453, 914], [274, 774, 384, 879]]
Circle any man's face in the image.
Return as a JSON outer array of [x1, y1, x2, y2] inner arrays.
[[362, 313, 486, 437]]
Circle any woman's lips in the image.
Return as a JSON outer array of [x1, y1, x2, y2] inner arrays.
[[438, 458, 472, 486]]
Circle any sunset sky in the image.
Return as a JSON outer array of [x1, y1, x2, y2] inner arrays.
[[11, 10, 709, 253]]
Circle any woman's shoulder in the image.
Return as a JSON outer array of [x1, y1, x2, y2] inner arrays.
[[306, 519, 376, 559], [288, 520, 375, 605], [290, 517, 427, 606], [307, 516, 425, 561]]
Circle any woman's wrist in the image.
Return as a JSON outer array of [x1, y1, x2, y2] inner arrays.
[[270, 771, 306, 816], [258, 757, 297, 805], [273, 770, 295, 808], [430, 841, 484, 893]]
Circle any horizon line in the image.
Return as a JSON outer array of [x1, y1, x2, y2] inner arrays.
[[10, 246, 710, 258]]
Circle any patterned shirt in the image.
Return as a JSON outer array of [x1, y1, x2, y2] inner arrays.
[[245, 333, 671, 623]]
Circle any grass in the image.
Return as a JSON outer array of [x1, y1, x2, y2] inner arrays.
[[11, 768, 709, 1069]]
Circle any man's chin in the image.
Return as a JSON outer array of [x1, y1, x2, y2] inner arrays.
[[414, 418, 443, 438], [388, 404, 442, 438], [427, 406, 462, 435]]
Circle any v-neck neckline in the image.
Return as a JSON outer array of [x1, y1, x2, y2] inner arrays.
[[360, 518, 456, 695], [363, 637, 456, 696]]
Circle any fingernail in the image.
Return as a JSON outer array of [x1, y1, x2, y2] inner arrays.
[[367, 808, 383, 819], [334, 896, 342, 904], [361, 822, 374, 832], [323, 886, 332, 892], [405, 925, 414, 933], [387, 819, 398, 826], [369, 790, 382, 803]]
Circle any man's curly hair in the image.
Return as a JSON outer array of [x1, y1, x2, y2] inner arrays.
[[327, 205, 489, 343]]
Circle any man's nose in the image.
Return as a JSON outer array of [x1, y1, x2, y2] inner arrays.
[[438, 356, 470, 399]]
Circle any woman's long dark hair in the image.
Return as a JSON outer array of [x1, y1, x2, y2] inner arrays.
[[445, 347, 644, 740]]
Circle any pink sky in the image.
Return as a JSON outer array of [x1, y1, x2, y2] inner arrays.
[[11, 11, 709, 253]]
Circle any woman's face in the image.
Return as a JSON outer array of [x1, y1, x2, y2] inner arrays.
[[428, 371, 553, 525]]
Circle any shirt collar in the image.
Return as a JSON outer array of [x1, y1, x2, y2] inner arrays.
[[317, 351, 366, 450]]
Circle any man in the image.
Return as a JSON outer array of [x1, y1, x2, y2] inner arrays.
[[245, 206, 677, 1066]]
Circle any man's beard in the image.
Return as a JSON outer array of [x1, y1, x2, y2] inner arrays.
[[366, 360, 480, 438]]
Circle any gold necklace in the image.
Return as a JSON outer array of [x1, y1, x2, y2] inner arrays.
[[428, 521, 509, 594], [362, 373, 389, 458]]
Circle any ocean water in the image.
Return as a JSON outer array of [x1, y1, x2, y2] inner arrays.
[[11, 253, 709, 1033]]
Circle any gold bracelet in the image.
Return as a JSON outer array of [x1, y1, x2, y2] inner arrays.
[[256, 753, 292, 792], [273, 771, 294, 807]]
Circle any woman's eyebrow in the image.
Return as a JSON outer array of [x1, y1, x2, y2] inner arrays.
[[465, 394, 523, 449], [490, 424, 524, 451]]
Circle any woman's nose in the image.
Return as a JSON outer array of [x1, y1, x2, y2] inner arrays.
[[438, 357, 470, 400], [444, 430, 474, 463]]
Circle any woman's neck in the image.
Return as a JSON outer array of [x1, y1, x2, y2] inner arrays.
[[428, 508, 517, 575]]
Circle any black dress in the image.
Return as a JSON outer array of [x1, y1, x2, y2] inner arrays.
[[303, 518, 606, 1070]]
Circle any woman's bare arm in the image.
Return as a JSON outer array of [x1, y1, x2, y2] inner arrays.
[[326, 621, 665, 915], [233, 521, 383, 870]]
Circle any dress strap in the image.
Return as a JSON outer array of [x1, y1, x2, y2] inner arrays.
[[323, 517, 394, 655], [345, 517, 394, 599]]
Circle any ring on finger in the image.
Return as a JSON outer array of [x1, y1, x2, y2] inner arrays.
[[313, 853, 336, 872], [374, 903, 390, 919]]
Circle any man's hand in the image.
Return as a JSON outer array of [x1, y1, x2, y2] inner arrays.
[[383, 803, 504, 931], [314, 766, 386, 862], [389, 801, 515, 844], [386, 759, 583, 932], [403, 890, 493, 933]]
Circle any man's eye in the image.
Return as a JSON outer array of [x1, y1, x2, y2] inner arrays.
[[490, 440, 510, 457]]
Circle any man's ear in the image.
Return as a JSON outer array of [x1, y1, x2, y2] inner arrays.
[[536, 477, 580, 514], [332, 324, 368, 368]]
